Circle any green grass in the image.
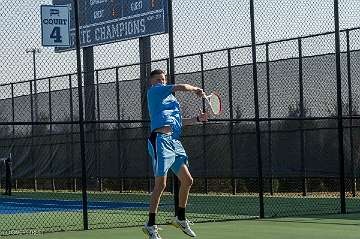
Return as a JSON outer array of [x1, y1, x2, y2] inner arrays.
[[0, 191, 359, 236], [5, 214, 360, 239]]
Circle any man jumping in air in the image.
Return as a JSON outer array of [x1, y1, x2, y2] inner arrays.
[[143, 69, 208, 239]]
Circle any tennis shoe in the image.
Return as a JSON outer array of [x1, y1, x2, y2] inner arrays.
[[142, 224, 162, 239], [172, 217, 197, 237]]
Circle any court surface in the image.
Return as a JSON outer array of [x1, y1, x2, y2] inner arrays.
[[4, 213, 360, 239], [1, 192, 359, 237], [0, 197, 169, 214]]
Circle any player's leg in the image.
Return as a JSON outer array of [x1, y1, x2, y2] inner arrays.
[[143, 176, 166, 239], [170, 140, 196, 237], [143, 133, 175, 239], [149, 176, 167, 222], [177, 164, 193, 212]]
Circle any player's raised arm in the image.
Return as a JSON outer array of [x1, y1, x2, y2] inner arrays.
[[172, 84, 206, 98]]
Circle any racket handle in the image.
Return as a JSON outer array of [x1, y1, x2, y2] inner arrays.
[[204, 94, 211, 99]]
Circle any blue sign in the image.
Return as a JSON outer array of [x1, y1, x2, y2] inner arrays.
[[53, 0, 168, 51]]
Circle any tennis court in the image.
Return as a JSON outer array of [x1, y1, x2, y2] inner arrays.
[[4, 213, 360, 239], [0, 191, 359, 236]]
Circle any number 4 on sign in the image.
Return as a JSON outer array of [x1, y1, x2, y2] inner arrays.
[[50, 27, 62, 43]]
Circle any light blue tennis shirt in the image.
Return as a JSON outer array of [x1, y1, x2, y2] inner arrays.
[[147, 83, 182, 139]]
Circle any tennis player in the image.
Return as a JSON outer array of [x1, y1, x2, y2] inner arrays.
[[143, 69, 208, 239]]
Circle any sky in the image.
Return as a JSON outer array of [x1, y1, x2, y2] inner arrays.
[[0, 0, 360, 89]]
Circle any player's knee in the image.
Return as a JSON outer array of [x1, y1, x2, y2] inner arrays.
[[159, 182, 167, 191], [155, 180, 167, 191], [183, 176, 193, 187], [188, 177, 193, 187]]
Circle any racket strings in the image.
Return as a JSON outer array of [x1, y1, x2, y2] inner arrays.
[[206, 93, 222, 115]]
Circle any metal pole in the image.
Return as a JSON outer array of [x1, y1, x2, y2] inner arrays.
[[228, 49, 236, 195], [49, 78, 55, 192], [73, 0, 89, 230], [139, 36, 152, 194], [11, 84, 15, 189], [346, 30, 356, 197], [200, 53, 208, 194], [168, 0, 179, 216], [11, 83, 15, 141], [69, 75, 76, 192], [265, 43, 273, 195], [95, 71, 102, 192], [33, 51, 38, 124], [26, 48, 40, 123], [83, 46, 96, 188], [250, 0, 264, 218], [166, 58, 172, 194], [139, 37, 151, 119], [334, 0, 346, 214], [166, 58, 170, 81], [168, 0, 175, 84], [115, 67, 124, 192], [83, 47, 96, 124], [298, 38, 307, 196], [29, 81, 37, 192]]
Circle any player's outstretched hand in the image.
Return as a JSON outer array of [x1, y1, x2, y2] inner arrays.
[[195, 88, 206, 98], [197, 111, 208, 122]]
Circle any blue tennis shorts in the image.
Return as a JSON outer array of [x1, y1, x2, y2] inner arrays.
[[147, 132, 188, 177]]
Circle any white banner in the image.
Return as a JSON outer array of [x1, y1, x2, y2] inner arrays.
[[41, 5, 70, 47]]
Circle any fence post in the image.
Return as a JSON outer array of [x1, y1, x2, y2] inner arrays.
[[73, 0, 89, 230], [30, 81, 37, 192], [69, 75, 76, 192], [164, 58, 173, 194], [334, 0, 346, 214], [265, 43, 273, 195], [346, 30, 356, 197], [228, 49, 236, 195], [167, 0, 179, 216], [115, 67, 124, 193], [200, 53, 208, 194], [49, 78, 55, 192], [95, 71, 102, 192], [250, 0, 264, 218], [11, 83, 15, 157], [139, 36, 152, 195], [298, 38, 307, 196], [11, 83, 15, 192]]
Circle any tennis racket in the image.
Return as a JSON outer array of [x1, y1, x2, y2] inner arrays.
[[204, 92, 222, 115]]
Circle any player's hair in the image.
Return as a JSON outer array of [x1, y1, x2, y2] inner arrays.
[[150, 69, 165, 78]]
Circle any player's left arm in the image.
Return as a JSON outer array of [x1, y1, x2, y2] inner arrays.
[[183, 111, 208, 126]]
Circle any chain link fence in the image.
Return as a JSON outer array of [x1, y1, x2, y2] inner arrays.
[[0, 0, 360, 236]]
